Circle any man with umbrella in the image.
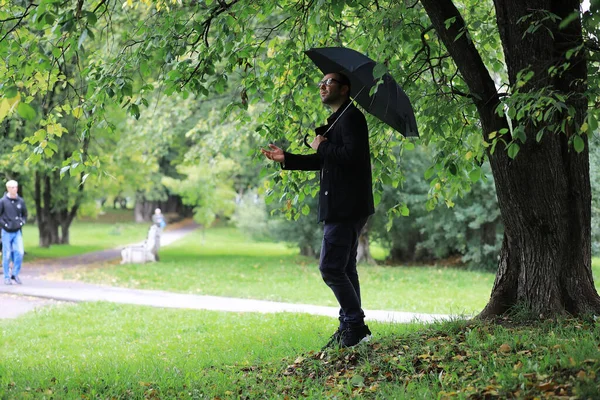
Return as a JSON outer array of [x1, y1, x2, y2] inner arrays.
[[262, 71, 375, 348]]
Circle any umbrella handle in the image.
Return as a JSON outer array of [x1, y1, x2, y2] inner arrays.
[[304, 133, 312, 148]]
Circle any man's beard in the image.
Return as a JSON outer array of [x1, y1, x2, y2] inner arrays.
[[321, 91, 341, 105]]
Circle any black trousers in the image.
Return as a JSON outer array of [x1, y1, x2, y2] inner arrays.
[[319, 217, 368, 329]]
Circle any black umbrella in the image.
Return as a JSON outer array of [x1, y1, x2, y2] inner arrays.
[[304, 46, 419, 138]]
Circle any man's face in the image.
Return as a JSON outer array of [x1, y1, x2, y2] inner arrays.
[[6, 184, 17, 197], [319, 73, 347, 105]]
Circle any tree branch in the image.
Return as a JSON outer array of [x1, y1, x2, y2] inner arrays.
[[201, 0, 240, 47], [420, 0, 500, 111], [0, 3, 37, 43]]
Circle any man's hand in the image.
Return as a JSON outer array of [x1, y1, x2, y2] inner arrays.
[[310, 135, 327, 151], [261, 144, 285, 163]]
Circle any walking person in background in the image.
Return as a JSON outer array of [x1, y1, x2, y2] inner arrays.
[[151, 208, 166, 261], [261, 72, 375, 349], [0, 180, 28, 285], [152, 208, 167, 229]]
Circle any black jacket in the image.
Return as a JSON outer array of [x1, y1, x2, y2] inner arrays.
[[283, 100, 375, 222], [0, 193, 28, 232]]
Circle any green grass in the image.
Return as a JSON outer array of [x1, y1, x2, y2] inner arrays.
[[51, 227, 494, 315], [22, 216, 150, 261], [0, 303, 598, 399], [0, 302, 418, 399], [3, 223, 600, 399]]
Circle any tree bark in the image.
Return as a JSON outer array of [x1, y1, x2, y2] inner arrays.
[[356, 223, 376, 265], [420, 0, 600, 318], [35, 169, 83, 247], [35, 172, 59, 247]]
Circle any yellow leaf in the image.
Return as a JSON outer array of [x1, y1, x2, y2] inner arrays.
[[72, 106, 83, 119], [465, 151, 473, 160], [537, 381, 555, 391], [0, 99, 11, 122], [0, 94, 21, 122], [513, 361, 523, 370], [424, 33, 430, 40], [581, 122, 588, 132], [499, 343, 511, 353]]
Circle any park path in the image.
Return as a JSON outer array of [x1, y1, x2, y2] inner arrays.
[[0, 222, 453, 324]]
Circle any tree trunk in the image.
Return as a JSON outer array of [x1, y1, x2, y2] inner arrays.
[[134, 193, 192, 222], [356, 223, 376, 265], [34, 170, 83, 247], [134, 194, 157, 222], [421, 0, 600, 318], [299, 245, 316, 258], [35, 172, 58, 247]]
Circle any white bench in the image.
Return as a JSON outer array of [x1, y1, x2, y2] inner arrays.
[[121, 225, 160, 264]]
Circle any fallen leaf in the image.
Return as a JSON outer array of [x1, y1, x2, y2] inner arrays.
[[351, 374, 365, 387], [537, 381, 555, 391], [499, 343, 511, 353], [513, 361, 523, 370]]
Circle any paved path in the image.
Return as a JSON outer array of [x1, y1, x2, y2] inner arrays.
[[1, 222, 453, 323]]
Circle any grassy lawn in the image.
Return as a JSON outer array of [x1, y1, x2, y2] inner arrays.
[[22, 210, 150, 261], [3, 223, 600, 399], [50, 226, 495, 315], [0, 303, 598, 399]]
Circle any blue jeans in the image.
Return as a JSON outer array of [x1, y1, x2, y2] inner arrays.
[[319, 217, 368, 329], [2, 229, 24, 279]]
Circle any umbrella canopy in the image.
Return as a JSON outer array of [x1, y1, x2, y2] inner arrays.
[[305, 47, 419, 137]]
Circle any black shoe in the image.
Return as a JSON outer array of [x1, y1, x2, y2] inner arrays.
[[321, 328, 344, 350], [11, 275, 22, 285], [3, 278, 11, 285], [340, 325, 372, 348]]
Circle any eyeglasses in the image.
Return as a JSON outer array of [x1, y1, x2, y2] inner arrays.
[[317, 78, 341, 88]]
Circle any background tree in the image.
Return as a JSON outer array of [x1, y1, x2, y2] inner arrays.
[[370, 146, 502, 270]]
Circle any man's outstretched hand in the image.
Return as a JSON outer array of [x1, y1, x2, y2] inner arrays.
[[261, 144, 285, 163]]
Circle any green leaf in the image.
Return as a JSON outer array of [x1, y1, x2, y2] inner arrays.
[[17, 102, 37, 120], [373, 63, 388, 79], [86, 11, 97, 26], [122, 82, 133, 98], [78, 28, 88, 49], [573, 135, 585, 153], [4, 86, 18, 98], [588, 113, 598, 132], [400, 205, 410, 216], [129, 104, 140, 119], [373, 191, 381, 206], [301, 204, 310, 216], [559, 11, 579, 30], [507, 142, 520, 159], [424, 166, 435, 180], [448, 162, 458, 176], [44, 13, 55, 25], [469, 168, 481, 182]]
